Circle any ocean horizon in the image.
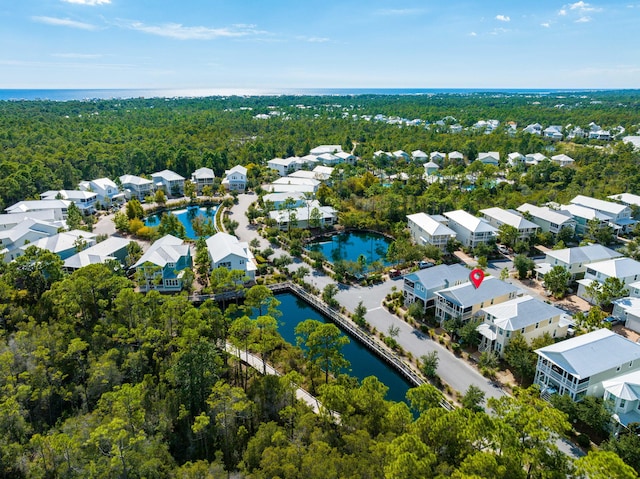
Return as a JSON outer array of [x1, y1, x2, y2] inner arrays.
[[0, 87, 627, 102]]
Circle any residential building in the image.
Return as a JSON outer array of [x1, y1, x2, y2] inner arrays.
[[602, 370, 640, 430], [477, 152, 500, 165], [403, 263, 470, 311], [335, 151, 357, 165], [79, 177, 124, 206], [24, 230, 97, 260], [411, 150, 428, 162], [435, 277, 520, 323], [507, 152, 524, 166], [608, 192, 640, 208], [525, 153, 548, 166], [151, 170, 185, 197], [191, 167, 215, 193], [267, 157, 303, 176], [63, 236, 132, 271], [310, 145, 343, 156], [479, 207, 539, 241], [406, 213, 457, 251], [269, 200, 337, 231], [577, 257, 640, 302], [612, 297, 640, 334], [392, 150, 410, 161], [131, 235, 192, 292], [0, 210, 59, 230], [119, 175, 154, 201], [40, 190, 97, 214], [570, 195, 634, 232], [534, 328, 640, 401], [262, 192, 308, 210], [206, 232, 257, 281], [429, 151, 446, 163], [448, 151, 464, 162], [523, 123, 543, 135], [443, 210, 498, 248], [534, 244, 623, 280], [222, 165, 247, 192], [550, 154, 575, 167], [517, 203, 577, 236], [558, 203, 610, 236], [0, 219, 61, 262], [423, 161, 440, 176], [6, 200, 70, 221], [478, 295, 568, 356], [543, 126, 564, 140]]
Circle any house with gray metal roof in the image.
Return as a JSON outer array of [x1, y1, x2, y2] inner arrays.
[[443, 210, 497, 249], [132, 235, 192, 292], [407, 213, 457, 251], [534, 244, 623, 279], [403, 263, 470, 312], [480, 207, 539, 242]]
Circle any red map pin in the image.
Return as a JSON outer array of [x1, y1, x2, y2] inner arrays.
[[470, 268, 485, 289]]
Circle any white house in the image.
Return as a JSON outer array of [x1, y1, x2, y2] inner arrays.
[[151, 170, 185, 197], [392, 150, 410, 161], [79, 177, 124, 206], [525, 153, 548, 166], [443, 210, 498, 248], [119, 175, 154, 201], [516, 203, 576, 236], [577, 257, 640, 303], [612, 297, 640, 334], [507, 152, 525, 167], [535, 244, 623, 280], [131, 235, 192, 292], [534, 328, 640, 401], [448, 151, 464, 162], [6, 200, 70, 221], [271, 177, 320, 193], [558, 203, 610, 236], [267, 157, 303, 177], [262, 192, 308, 210], [222, 165, 247, 192], [40, 190, 97, 214], [429, 151, 446, 163], [403, 263, 470, 311], [335, 151, 357, 165], [543, 125, 564, 140], [24, 229, 97, 260], [477, 152, 500, 165], [602, 370, 640, 429], [423, 161, 440, 176], [0, 219, 62, 262], [570, 195, 634, 232], [411, 150, 428, 162], [550, 154, 575, 167], [523, 123, 543, 135], [0, 210, 59, 230], [479, 207, 539, 242], [63, 236, 133, 271], [269, 200, 337, 231], [191, 167, 215, 194], [310, 145, 343, 156], [608, 193, 640, 208], [406, 213, 457, 251], [206, 232, 256, 281]]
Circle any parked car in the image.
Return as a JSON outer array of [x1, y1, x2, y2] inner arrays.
[[603, 316, 622, 327], [497, 245, 510, 255], [418, 261, 435, 270], [389, 269, 402, 279]]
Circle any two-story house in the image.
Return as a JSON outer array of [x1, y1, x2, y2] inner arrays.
[[558, 203, 610, 236], [206, 232, 256, 281], [222, 165, 247, 192], [403, 263, 470, 312], [131, 235, 192, 292], [269, 200, 337, 231], [0, 219, 62, 263], [40, 190, 97, 214], [534, 244, 623, 280], [602, 370, 640, 430], [479, 207, 539, 242], [151, 170, 185, 198], [24, 229, 97, 260], [63, 236, 132, 272], [406, 213, 457, 251], [443, 210, 498, 249], [5, 200, 70, 221], [478, 295, 569, 357], [534, 328, 640, 401], [517, 203, 576, 236], [78, 177, 123, 207], [435, 276, 520, 323], [267, 157, 303, 177], [119, 174, 154, 201], [191, 167, 215, 194], [570, 195, 635, 233], [577, 257, 640, 303]]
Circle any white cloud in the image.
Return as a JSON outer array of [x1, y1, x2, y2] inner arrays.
[[61, 0, 111, 5], [490, 27, 509, 35], [575, 16, 591, 22], [496, 14, 510, 22], [567, 1, 602, 13], [297, 36, 330, 43], [469, 31, 477, 36], [559, 9, 567, 15], [121, 21, 267, 40], [32, 16, 97, 30], [541, 22, 551, 27]]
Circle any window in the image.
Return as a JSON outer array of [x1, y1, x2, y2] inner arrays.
[[620, 399, 626, 408]]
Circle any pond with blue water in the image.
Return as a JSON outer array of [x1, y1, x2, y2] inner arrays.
[[306, 231, 392, 270], [144, 205, 217, 239], [271, 292, 412, 404]]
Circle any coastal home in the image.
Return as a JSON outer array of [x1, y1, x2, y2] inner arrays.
[[315, 153, 344, 166], [24, 229, 97, 260], [0, 219, 62, 262], [63, 236, 133, 272], [222, 165, 247, 192], [406, 213, 457, 251], [289, 165, 334, 182], [434, 276, 519, 324], [443, 210, 498, 249], [423, 161, 440, 176], [570, 195, 635, 233], [403, 263, 470, 312], [411, 150, 428, 162], [477, 152, 500, 166], [608, 192, 640, 209], [534, 244, 623, 280], [589, 129, 611, 141], [6, 199, 70, 221], [79, 177, 124, 207], [517, 203, 577, 236], [335, 151, 357, 165], [479, 207, 539, 242], [612, 297, 640, 333], [550, 154, 575, 167], [543, 125, 563, 140], [0, 210, 59, 231], [119, 174, 154, 201], [271, 177, 320, 193], [392, 150, 410, 161], [524, 153, 548, 166], [191, 167, 215, 194], [131, 234, 192, 292], [262, 192, 307, 210], [310, 145, 343, 156], [577, 257, 640, 303], [267, 157, 302, 177], [269, 200, 337, 231], [373, 151, 392, 161], [567, 126, 586, 139], [523, 123, 543, 135], [507, 152, 525, 167], [430, 151, 446, 163], [478, 295, 569, 357], [206, 232, 257, 281], [558, 203, 610, 236], [151, 170, 185, 197], [603, 370, 640, 430], [41, 190, 97, 214], [448, 151, 464, 163], [534, 328, 640, 401]]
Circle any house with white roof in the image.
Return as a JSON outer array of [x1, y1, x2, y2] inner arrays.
[[543, 125, 563, 140], [191, 167, 215, 194], [5, 200, 70, 221], [612, 297, 640, 334], [392, 150, 410, 161], [534, 328, 640, 401], [0, 219, 62, 262], [435, 276, 520, 323], [429, 151, 446, 163], [131, 234, 192, 292], [267, 157, 303, 177], [507, 152, 524, 166], [570, 195, 634, 232], [477, 152, 500, 165], [373, 151, 392, 161], [262, 192, 308, 210], [534, 244, 623, 280], [577, 257, 640, 303], [206, 232, 256, 281], [478, 295, 569, 356], [41, 190, 97, 214], [271, 177, 320, 192], [559, 203, 610, 236], [479, 207, 539, 242], [602, 370, 640, 430], [517, 203, 576, 236], [448, 151, 464, 161], [79, 177, 124, 207], [310, 145, 343, 156], [608, 192, 640, 208], [411, 150, 428, 162], [151, 170, 185, 198], [523, 123, 543, 135], [524, 153, 548, 166], [550, 154, 575, 167], [64, 236, 132, 271], [403, 263, 470, 312], [222, 165, 247, 192], [589, 129, 611, 141], [119, 175, 154, 201], [443, 210, 498, 249], [269, 200, 337, 231], [24, 230, 97, 260], [334, 151, 357, 165], [423, 161, 440, 176], [0, 210, 59, 231], [407, 213, 457, 251]]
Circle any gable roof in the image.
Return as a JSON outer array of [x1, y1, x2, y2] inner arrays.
[[226, 165, 247, 176], [436, 277, 519, 308], [535, 329, 640, 379], [443, 210, 498, 234], [448, 151, 464, 160], [608, 193, 640, 207], [571, 195, 629, 216], [482, 295, 565, 331], [412, 149, 428, 159], [560, 203, 611, 222], [546, 244, 622, 266], [192, 167, 215, 179], [132, 235, 189, 268], [517, 203, 576, 226], [407, 213, 456, 237], [151, 169, 185, 182], [405, 263, 470, 291], [206, 232, 251, 264], [480, 207, 539, 231], [586, 257, 640, 279], [25, 230, 97, 254], [310, 145, 342, 155], [119, 175, 153, 186]]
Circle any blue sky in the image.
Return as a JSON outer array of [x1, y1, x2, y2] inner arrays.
[[1, 0, 639, 89]]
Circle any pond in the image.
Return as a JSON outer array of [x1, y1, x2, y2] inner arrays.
[[306, 231, 392, 270], [144, 205, 217, 239], [272, 292, 412, 404]]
